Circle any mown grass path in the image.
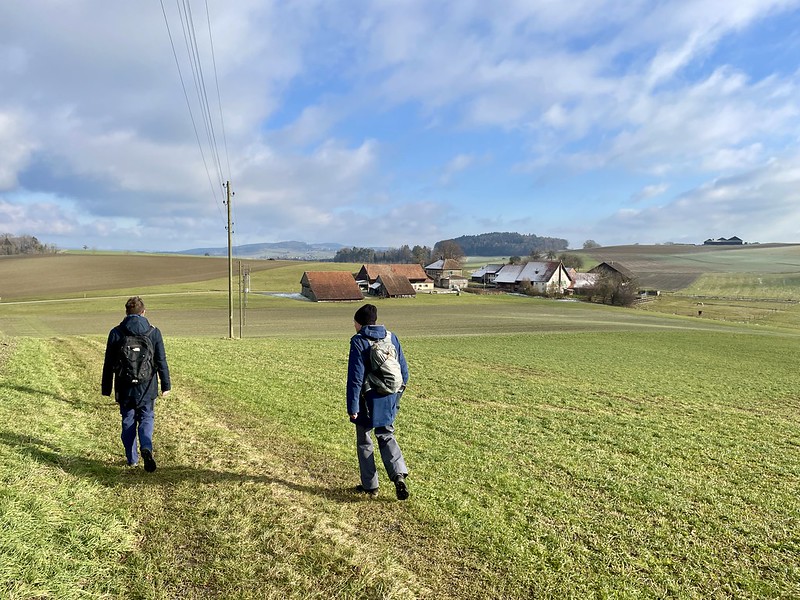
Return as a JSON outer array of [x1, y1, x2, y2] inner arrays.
[[0, 337, 468, 599]]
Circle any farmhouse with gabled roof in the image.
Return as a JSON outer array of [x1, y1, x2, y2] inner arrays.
[[425, 258, 465, 289], [355, 263, 433, 293], [300, 271, 363, 302], [493, 261, 572, 294]]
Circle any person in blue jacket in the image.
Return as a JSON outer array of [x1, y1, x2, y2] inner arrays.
[[102, 296, 171, 472], [347, 303, 410, 500]]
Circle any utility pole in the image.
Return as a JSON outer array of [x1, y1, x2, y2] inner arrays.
[[243, 265, 250, 327], [238, 260, 243, 339], [225, 181, 234, 339]]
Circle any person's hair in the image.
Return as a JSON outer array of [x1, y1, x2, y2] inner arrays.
[[125, 296, 145, 315], [354, 303, 378, 326]]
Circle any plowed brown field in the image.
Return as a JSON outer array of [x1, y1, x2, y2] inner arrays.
[[0, 253, 290, 300]]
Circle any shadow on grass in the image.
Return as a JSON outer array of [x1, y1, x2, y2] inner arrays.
[[0, 382, 94, 408], [0, 430, 368, 504]]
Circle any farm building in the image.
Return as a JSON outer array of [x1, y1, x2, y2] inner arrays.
[[471, 263, 505, 285], [425, 258, 464, 288], [588, 261, 635, 281], [300, 271, 364, 302], [703, 236, 744, 246], [355, 264, 433, 293], [439, 274, 469, 290], [570, 272, 599, 293], [493, 261, 572, 294], [369, 273, 417, 298]]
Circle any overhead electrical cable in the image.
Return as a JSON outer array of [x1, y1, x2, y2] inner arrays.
[[162, 0, 238, 338], [205, 0, 232, 180], [199, 0, 237, 256], [177, 0, 225, 187], [159, 0, 224, 216]]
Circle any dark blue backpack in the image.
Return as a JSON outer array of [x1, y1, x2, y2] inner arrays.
[[115, 327, 155, 385]]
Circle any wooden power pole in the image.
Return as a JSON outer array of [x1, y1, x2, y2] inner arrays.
[[225, 181, 234, 339]]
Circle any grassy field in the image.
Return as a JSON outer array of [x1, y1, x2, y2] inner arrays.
[[579, 243, 800, 291], [1, 253, 799, 598]]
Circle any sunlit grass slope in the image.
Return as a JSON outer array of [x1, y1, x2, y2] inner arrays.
[[1, 251, 800, 597], [1, 326, 798, 598]]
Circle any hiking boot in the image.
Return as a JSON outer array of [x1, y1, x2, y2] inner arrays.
[[141, 448, 157, 473], [394, 475, 409, 500], [355, 484, 379, 498]]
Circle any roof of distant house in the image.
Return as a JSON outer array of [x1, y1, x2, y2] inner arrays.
[[494, 261, 567, 284], [358, 263, 430, 282], [471, 263, 505, 277], [425, 258, 462, 271], [571, 272, 599, 289], [588, 261, 635, 279], [376, 273, 417, 296]]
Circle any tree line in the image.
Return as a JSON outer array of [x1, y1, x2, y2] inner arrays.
[[333, 245, 435, 264], [0, 234, 57, 256], [333, 236, 587, 267], [446, 232, 569, 256]]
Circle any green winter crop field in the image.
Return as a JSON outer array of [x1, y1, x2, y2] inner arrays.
[[1, 253, 799, 598]]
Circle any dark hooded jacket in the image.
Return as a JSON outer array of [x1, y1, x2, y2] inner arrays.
[[102, 314, 171, 407], [347, 324, 408, 428]]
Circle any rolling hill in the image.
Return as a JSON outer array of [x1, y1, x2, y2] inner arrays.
[[177, 241, 343, 259], [579, 243, 800, 291]]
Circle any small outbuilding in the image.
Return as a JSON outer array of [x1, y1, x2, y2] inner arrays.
[[570, 272, 599, 294], [371, 273, 417, 298], [588, 261, 634, 281], [471, 263, 505, 285]]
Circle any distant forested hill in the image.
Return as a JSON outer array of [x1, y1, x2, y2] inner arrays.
[[444, 232, 569, 256]]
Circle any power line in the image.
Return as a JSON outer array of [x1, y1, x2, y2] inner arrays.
[[205, 0, 231, 180], [160, 0, 230, 215], [162, 1, 238, 338], [176, 0, 225, 187]]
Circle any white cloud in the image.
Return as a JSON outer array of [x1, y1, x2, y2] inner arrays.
[[0, 198, 80, 236], [631, 184, 669, 203], [439, 154, 476, 185], [595, 156, 800, 244], [2, 0, 800, 250], [0, 112, 37, 191]]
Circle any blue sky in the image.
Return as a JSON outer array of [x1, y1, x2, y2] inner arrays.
[[2, 0, 800, 252]]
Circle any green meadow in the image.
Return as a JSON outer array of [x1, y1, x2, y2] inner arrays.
[[1, 253, 799, 598]]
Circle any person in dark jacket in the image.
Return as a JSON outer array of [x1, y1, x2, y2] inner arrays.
[[102, 296, 171, 472], [347, 303, 410, 500]]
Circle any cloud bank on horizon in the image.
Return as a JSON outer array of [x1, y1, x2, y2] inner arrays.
[[1, 0, 800, 252]]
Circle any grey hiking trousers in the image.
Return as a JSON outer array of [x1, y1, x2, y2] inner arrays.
[[355, 423, 407, 490]]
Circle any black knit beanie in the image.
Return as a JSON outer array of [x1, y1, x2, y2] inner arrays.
[[354, 303, 378, 326]]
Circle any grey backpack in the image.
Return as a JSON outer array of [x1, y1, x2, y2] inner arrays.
[[366, 331, 404, 394]]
